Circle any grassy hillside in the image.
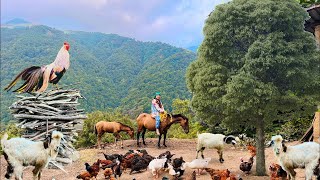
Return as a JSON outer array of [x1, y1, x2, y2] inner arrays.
[[0, 25, 196, 123]]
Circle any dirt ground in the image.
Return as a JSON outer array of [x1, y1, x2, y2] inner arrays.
[[0, 138, 310, 180]]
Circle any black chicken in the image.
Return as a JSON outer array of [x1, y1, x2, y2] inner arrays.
[[239, 156, 254, 175], [172, 157, 186, 177], [84, 163, 93, 174], [103, 153, 123, 161]]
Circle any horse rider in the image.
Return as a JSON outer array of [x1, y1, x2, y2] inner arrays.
[[151, 92, 164, 135]]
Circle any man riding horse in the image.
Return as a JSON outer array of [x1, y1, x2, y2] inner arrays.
[[151, 92, 164, 135]]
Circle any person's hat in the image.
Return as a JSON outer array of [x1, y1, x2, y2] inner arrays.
[[155, 92, 161, 96]]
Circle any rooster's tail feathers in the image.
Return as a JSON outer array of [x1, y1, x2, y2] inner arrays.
[[5, 66, 43, 93]]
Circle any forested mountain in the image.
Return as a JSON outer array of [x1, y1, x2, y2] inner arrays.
[[1, 24, 196, 123]]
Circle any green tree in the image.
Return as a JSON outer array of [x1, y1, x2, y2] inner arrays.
[[167, 99, 205, 138], [186, 0, 320, 175], [296, 0, 320, 7]]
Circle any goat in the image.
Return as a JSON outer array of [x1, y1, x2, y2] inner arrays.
[[1, 131, 63, 180], [270, 135, 320, 180], [196, 133, 238, 163]]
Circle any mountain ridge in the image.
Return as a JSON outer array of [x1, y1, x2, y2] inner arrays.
[[0, 24, 196, 123]]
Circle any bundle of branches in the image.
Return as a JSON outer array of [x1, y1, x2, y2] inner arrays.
[[9, 89, 87, 167]]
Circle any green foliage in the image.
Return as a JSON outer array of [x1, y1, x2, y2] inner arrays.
[[74, 110, 135, 148], [278, 117, 311, 140], [0, 123, 23, 154], [0, 25, 196, 124], [296, 0, 320, 7], [186, 0, 320, 174], [187, 0, 320, 133], [167, 99, 206, 139]]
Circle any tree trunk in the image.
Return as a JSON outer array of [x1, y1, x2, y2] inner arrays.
[[315, 25, 320, 49], [255, 118, 266, 176]]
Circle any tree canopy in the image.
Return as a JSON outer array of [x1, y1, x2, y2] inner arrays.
[[186, 0, 320, 175]]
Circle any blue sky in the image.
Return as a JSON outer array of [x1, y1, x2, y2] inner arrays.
[[2, 0, 228, 48]]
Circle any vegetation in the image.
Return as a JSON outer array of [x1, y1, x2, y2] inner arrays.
[[75, 98, 204, 148], [0, 123, 23, 154], [0, 25, 196, 124], [167, 99, 206, 138], [297, 0, 320, 7], [74, 110, 135, 148], [186, 0, 320, 175]]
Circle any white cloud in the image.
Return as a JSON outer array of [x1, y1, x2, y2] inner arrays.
[[2, 0, 228, 47]]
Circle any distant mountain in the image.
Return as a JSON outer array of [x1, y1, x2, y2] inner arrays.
[[186, 45, 199, 53], [0, 24, 196, 123], [5, 18, 31, 25]]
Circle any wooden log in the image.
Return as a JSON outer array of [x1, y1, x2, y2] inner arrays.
[[10, 106, 60, 116], [14, 114, 87, 121], [55, 157, 72, 164], [30, 129, 55, 140], [32, 104, 62, 112], [11, 89, 85, 168]]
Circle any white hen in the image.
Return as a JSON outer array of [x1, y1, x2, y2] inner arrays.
[[148, 158, 168, 178], [184, 158, 211, 175]]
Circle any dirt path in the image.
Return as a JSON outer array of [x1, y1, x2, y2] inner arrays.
[[0, 138, 308, 180]]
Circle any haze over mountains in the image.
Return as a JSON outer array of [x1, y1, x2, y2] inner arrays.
[[0, 19, 197, 123]]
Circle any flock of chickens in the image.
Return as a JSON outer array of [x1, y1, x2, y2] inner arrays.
[[76, 144, 287, 180]]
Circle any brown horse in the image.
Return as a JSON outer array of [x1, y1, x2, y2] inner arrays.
[[94, 121, 134, 149], [136, 113, 189, 148]]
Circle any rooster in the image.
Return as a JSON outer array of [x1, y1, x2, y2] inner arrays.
[[247, 144, 256, 157], [239, 156, 253, 175], [4, 42, 70, 93], [269, 163, 288, 180]]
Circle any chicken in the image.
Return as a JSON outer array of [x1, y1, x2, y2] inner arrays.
[[239, 156, 253, 175], [184, 158, 211, 175], [4, 42, 70, 93], [137, 149, 148, 155], [247, 144, 256, 157], [76, 171, 92, 180], [269, 163, 288, 180], [103, 153, 123, 161], [109, 158, 122, 180], [186, 170, 197, 180], [205, 168, 230, 180], [84, 160, 100, 179], [101, 159, 113, 169], [229, 173, 243, 180], [104, 168, 113, 179], [130, 155, 149, 174], [158, 150, 175, 160], [172, 157, 186, 177]]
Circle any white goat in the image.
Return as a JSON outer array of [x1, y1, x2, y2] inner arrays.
[[1, 131, 64, 180], [270, 135, 320, 180], [196, 133, 238, 163]]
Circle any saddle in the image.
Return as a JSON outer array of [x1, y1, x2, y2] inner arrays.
[[151, 112, 168, 122]]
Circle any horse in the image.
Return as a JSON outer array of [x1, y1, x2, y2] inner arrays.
[[136, 113, 189, 148], [94, 121, 134, 149]]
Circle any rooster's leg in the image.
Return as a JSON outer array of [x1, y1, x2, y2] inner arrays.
[[54, 84, 59, 90]]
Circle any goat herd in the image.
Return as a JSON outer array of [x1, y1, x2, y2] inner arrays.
[[1, 130, 320, 180]]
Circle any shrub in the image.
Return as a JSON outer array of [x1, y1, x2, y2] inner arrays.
[[0, 123, 23, 154], [74, 110, 136, 148], [167, 121, 205, 139]]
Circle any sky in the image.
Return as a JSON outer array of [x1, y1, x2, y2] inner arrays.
[[1, 0, 228, 48]]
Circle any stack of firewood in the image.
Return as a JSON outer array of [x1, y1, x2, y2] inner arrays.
[[9, 89, 87, 167]]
